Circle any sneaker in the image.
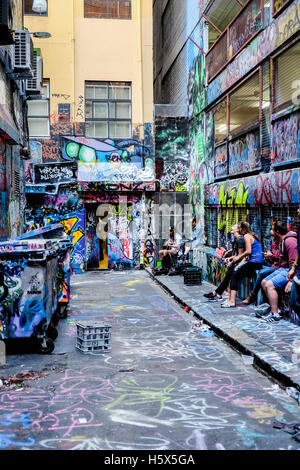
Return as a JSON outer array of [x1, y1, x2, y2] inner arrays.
[[204, 292, 215, 299], [261, 313, 282, 323], [209, 294, 223, 302], [255, 303, 271, 318]]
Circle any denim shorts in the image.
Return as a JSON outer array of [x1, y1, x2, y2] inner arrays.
[[290, 281, 300, 314], [264, 267, 289, 290]]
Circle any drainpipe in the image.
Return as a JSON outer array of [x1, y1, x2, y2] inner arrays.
[[137, 0, 144, 134], [137, 0, 146, 266], [72, 0, 76, 133]]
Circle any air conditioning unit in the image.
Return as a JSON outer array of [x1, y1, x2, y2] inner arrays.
[[26, 49, 43, 94], [13, 30, 34, 79], [0, 0, 14, 45]]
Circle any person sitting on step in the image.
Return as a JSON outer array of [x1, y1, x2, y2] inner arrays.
[[260, 221, 297, 322], [221, 221, 263, 309], [242, 223, 281, 305], [204, 224, 246, 302]]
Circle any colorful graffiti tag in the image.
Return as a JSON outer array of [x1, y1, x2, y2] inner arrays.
[[61, 135, 154, 184], [155, 118, 190, 192], [272, 114, 300, 166], [228, 131, 260, 175], [0, 259, 50, 339], [215, 144, 228, 179], [208, 1, 300, 105]]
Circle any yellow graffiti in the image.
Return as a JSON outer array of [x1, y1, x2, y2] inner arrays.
[[233, 397, 284, 421], [61, 217, 84, 250], [103, 375, 177, 417], [175, 183, 187, 192], [218, 182, 249, 234], [109, 205, 133, 223], [249, 405, 283, 420], [122, 280, 144, 287]]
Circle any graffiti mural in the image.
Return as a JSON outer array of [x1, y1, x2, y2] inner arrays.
[[0, 259, 48, 339], [228, 131, 260, 175], [272, 114, 300, 166], [34, 163, 77, 185], [61, 134, 154, 184], [155, 118, 190, 192], [25, 187, 85, 273], [208, 1, 300, 105], [188, 53, 206, 119], [215, 144, 228, 179], [29, 141, 43, 163]]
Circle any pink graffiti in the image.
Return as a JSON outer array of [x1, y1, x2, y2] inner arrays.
[[192, 371, 256, 402], [254, 170, 293, 205]]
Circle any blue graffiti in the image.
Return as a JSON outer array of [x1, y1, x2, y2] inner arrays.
[[0, 412, 32, 429], [0, 433, 35, 449]]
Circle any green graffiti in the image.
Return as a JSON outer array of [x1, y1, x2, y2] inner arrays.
[[66, 142, 79, 159], [78, 145, 97, 163], [196, 131, 205, 162]]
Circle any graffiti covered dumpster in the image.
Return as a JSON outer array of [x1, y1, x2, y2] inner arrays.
[[18, 223, 73, 320], [0, 239, 58, 354]]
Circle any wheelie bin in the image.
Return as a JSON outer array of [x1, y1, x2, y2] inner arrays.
[[18, 223, 73, 320], [0, 239, 59, 353]]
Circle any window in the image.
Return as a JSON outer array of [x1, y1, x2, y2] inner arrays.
[[230, 72, 260, 134], [274, 40, 300, 112], [24, 0, 48, 15], [214, 99, 228, 143], [27, 82, 50, 137], [84, 0, 131, 19], [85, 81, 132, 139]]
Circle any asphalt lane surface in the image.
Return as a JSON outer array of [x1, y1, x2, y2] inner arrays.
[[0, 270, 300, 450]]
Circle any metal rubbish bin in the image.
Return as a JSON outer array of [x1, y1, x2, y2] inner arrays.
[[0, 239, 59, 353], [18, 224, 73, 320]]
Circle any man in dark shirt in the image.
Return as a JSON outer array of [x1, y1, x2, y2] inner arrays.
[[204, 224, 245, 302]]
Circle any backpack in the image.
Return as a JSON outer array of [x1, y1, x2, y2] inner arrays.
[[280, 233, 297, 267]]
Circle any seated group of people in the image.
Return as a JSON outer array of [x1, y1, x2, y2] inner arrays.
[[158, 226, 191, 272], [204, 217, 300, 323]]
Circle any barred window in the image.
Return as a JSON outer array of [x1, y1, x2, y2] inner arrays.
[[27, 81, 50, 137], [85, 81, 132, 139], [230, 72, 260, 135], [84, 0, 131, 19], [205, 207, 218, 247], [214, 99, 227, 143], [274, 40, 300, 112]]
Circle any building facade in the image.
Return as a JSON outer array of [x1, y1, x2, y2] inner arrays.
[[153, 0, 300, 297], [0, 0, 29, 240], [24, 0, 154, 273]]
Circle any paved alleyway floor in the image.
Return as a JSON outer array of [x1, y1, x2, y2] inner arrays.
[[1, 271, 300, 450]]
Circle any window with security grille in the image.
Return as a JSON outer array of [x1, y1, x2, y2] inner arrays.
[[229, 72, 260, 135], [214, 99, 227, 143], [274, 40, 300, 112], [27, 81, 50, 137], [84, 0, 131, 19], [271, 205, 299, 233], [24, 0, 48, 15], [85, 81, 132, 139], [205, 207, 218, 247]]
